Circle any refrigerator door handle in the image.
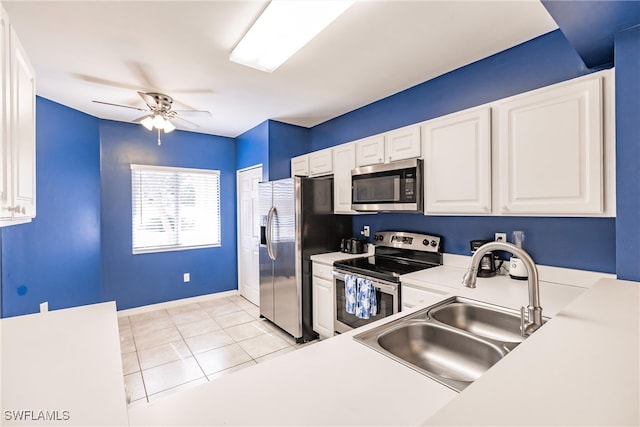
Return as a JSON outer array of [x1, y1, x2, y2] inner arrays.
[[266, 206, 276, 260]]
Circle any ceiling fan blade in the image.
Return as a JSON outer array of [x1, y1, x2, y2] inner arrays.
[[132, 114, 153, 123], [138, 91, 159, 110], [171, 116, 199, 130], [174, 109, 212, 117], [92, 100, 149, 112]]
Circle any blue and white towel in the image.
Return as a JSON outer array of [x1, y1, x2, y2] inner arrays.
[[344, 274, 358, 314], [355, 278, 378, 319]]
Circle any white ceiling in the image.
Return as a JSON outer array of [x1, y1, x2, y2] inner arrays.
[[3, 0, 558, 138]]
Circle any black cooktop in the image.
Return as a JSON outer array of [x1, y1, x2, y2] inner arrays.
[[333, 255, 440, 283]]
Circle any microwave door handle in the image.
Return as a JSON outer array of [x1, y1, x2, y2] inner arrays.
[[266, 206, 276, 260]]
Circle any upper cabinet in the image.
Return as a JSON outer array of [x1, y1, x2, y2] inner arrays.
[[1, 6, 36, 226], [291, 154, 309, 177], [332, 142, 357, 214], [308, 148, 333, 177], [355, 134, 385, 166], [385, 125, 421, 163], [423, 107, 491, 214], [291, 70, 613, 218], [355, 125, 421, 167], [497, 76, 604, 215]]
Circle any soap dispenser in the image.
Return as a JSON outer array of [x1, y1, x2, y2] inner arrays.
[[510, 231, 528, 280]]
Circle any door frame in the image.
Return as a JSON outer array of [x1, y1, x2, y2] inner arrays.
[[236, 164, 263, 305]]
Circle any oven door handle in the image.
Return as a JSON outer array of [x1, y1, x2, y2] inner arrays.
[[332, 270, 397, 294]]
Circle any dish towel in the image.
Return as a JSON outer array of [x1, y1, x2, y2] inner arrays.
[[356, 278, 377, 319], [345, 275, 357, 314]]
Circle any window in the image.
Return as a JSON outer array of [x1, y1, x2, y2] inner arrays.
[[131, 164, 221, 254]]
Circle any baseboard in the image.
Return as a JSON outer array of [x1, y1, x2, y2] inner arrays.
[[117, 290, 239, 317]]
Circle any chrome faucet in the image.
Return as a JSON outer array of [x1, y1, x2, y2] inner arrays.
[[462, 241, 543, 337]]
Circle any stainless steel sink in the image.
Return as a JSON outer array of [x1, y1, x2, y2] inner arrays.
[[429, 299, 525, 346], [354, 296, 543, 392], [376, 322, 506, 391]]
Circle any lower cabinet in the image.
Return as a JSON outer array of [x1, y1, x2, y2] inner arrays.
[[401, 284, 449, 312], [312, 262, 335, 339]]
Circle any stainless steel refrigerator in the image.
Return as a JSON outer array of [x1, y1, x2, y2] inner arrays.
[[259, 176, 352, 342]]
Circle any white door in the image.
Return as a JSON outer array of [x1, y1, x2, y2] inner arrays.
[[237, 165, 262, 305]]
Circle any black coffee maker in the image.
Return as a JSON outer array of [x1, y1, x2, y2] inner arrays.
[[470, 240, 497, 277]]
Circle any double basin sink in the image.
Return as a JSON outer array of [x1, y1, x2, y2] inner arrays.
[[354, 296, 544, 392]]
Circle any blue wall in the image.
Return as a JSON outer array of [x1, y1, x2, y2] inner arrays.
[[236, 120, 269, 181], [614, 25, 640, 281], [100, 120, 238, 310], [1, 98, 102, 317], [236, 119, 310, 181], [267, 121, 310, 180], [310, 30, 617, 274]]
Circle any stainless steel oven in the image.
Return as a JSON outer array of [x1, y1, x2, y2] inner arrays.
[[332, 231, 443, 334], [332, 269, 399, 333]]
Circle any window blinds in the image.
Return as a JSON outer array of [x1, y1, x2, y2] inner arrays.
[[131, 164, 221, 253]]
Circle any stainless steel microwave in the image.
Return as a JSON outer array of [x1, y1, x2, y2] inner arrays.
[[351, 158, 423, 212]]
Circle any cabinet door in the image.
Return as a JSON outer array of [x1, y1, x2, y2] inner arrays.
[[355, 134, 385, 166], [385, 125, 421, 163], [291, 155, 309, 177], [309, 148, 333, 176], [498, 77, 603, 214], [0, 8, 10, 219], [9, 26, 35, 219], [312, 276, 334, 339], [333, 143, 356, 213], [423, 107, 491, 214]]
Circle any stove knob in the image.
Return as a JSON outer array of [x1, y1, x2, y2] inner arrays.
[[422, 239, 430, 246], [430, 240, 438, 247]]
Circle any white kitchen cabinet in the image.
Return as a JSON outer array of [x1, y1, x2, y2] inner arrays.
[[308, 148, 333, 176], [332, 142, 357, 214], [355, 134, 385, 166], [0, 7, 36, 226], [312, 261, 335, 339], [423, 107, 491, 214], [497, 75, 603, 215], [290, 155, 309, 177], [385, 125, 421, 163], [401, 284, 449, 312], [355, 126, 421, 167]]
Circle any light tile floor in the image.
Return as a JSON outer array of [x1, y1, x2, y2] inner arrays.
[[118, 294, 312, 404]]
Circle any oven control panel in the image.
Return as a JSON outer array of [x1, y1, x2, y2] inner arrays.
[[372, 231, 442, 253]]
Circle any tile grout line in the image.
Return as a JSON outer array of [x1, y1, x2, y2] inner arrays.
[[121, 295, 303, 404]]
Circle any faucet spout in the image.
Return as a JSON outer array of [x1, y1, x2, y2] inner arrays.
[[462, 241, 543, 337]]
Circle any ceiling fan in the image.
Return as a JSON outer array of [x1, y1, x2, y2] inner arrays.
[[93, 91, 212, 145]]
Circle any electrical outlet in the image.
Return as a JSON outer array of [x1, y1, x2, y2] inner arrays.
[[361, 225, 370, 237], [495, 232, 507, 242], [183, 273, 190, 283]]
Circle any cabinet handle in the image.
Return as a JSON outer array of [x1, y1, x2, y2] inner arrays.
[[9, 205, 25, 214]]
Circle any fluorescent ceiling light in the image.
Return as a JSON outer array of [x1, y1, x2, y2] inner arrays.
[[230, 0, 355, 72]]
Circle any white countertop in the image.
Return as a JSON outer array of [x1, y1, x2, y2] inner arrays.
[[425, 277, 640, 426], [129, 258, 638, 426], [1, 302, 129, 426]]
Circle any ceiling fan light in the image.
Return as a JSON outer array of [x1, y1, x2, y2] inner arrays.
[[153, 114, 167, 129], [140, 116, 154, 131], [163, 120, 176, 133], [230, 0, 354, 72]]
